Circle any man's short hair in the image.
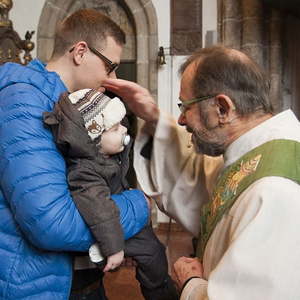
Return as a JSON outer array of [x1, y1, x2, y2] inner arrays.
[[51, 9, 126, 58], [180, 45, 273, 116]]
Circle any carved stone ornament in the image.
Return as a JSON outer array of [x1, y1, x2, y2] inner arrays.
[[0, 0, 35, 65]]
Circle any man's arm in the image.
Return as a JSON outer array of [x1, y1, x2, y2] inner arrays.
[[134, 112, 223, 236], [112, 189, 149, 240]]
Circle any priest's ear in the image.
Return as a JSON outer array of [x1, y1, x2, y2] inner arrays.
[[215, 94, 236, 125]]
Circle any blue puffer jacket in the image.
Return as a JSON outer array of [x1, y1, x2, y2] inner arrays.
[[0, 60, 149, 300]]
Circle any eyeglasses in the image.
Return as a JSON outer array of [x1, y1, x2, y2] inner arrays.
[[88, 45, 119, 75], [177, 95, 216, 113], [69, 44, 119, 75]]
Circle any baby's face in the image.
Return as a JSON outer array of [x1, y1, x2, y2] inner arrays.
[[99, 122, 128, 155]]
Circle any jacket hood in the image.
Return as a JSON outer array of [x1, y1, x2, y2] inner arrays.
[[0, 59, 67, 102], [43, 92, 99, 159]]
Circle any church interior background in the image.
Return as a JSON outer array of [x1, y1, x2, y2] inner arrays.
[[1, 1, 300, 298]]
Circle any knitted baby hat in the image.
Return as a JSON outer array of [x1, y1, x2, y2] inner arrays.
[[68, 88, 126, 141]]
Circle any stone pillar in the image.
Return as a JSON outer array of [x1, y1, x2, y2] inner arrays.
[[218, 0, 242, 48], [241, 0, 264, 67], [268, 9, 282, 112]]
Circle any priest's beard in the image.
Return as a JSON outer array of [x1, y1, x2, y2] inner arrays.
[[192, 126, 227, 157]]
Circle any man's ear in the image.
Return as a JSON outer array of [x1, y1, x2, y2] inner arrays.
[[71, 41, 87, 65], [215, 94, 236, 126]]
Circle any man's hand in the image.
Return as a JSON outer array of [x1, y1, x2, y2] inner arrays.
[[103, 250, 124, 272], [173, 256, 203, 289], [102, 78, 160, 128]]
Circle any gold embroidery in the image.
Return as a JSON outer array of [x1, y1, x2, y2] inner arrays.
[[210, 154, 262, 219], [227, 154, 262, 195], [209, 192, 224, 222]]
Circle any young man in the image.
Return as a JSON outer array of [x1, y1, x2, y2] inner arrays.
[[44, 88, 178, 300], [0, 9, 148, 300], [102, 45, 300, 300]]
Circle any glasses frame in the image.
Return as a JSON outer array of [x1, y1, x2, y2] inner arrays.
[[177, 95, 216, 113], [69, 44, 119, 75]]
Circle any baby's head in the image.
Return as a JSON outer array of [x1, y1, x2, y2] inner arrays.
[[68, 89, 130, 155]]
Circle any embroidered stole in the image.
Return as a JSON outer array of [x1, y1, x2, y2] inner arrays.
[[197, 139, 300, 259]]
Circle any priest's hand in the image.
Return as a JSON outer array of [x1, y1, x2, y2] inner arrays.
[[102, 78, 159, 134], [173, 256, 203, 290]]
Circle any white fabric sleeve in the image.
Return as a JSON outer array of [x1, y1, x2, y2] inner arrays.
[[134, 112, 223, 236], [180, 278, 208, 300]]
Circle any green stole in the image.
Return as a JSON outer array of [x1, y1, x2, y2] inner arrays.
[[197, 139, 300, 259]]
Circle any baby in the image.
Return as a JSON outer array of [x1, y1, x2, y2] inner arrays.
[[44, 89, 179, 300]]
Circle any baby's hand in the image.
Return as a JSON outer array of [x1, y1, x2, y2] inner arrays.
[[103, 250, 124, 272]]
